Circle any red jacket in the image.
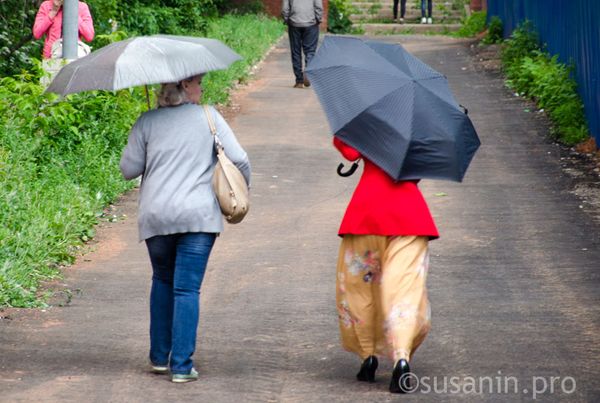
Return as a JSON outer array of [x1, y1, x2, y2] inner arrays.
[[33, 1, 94, 59], [334, 137, 439, 239]]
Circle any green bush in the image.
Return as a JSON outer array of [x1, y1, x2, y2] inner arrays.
[[500, 20, 539, 69], [86, 0, 119, 34], [219, 0, 265, 15], [453, 11, 486, 38], [0, 0, 227, 76], [0, 71, 143, 307], [328, 0, 357, 34], [117, 0, 219, 36], [482, 15, 503, 44], [451, 0, 469, 11], [95, 0, 223, 35], [502, 22, 589, 145]]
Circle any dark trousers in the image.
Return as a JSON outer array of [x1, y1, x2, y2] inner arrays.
[[393, 0, 407, 19], [421, 0, 432, 17], [288, 24, 319, 83]]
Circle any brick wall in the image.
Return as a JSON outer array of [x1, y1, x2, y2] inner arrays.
[[470, 0, 488, 11], [262, 0, 281, 16]]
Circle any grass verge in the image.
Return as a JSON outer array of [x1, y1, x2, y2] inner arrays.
[[501, 21, 589, 145]]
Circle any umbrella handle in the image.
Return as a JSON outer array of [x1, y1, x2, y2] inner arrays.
[[337, 161, 360, 177], [145, 85, 151, 110], [459, 104, 468, 115]]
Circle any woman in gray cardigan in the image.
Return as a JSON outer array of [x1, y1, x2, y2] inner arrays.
[[120, 74, 250, 383]]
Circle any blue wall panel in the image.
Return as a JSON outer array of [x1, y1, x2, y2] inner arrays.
[[487, 0, 600, 143]]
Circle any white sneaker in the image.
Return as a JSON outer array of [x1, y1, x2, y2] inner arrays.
[[150, 361, 169, 374], [421, 17, 427, 24], [427, 17, 433, 24], [172, 368, 199, 383], [150, 363, 169, 374], [399, 17, 404, 23]]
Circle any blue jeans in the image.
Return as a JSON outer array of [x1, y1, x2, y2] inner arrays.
[[288, 24, 320, 83], [145, 232, 216, 374], [421, 0, 432, 18]]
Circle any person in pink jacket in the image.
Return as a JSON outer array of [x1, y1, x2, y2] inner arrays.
[[33, 0, 94, 59]]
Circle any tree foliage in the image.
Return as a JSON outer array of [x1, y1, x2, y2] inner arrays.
[[328, 0, 357, 34], [0, 0, 227, 76], [0, 0, 43, 76]]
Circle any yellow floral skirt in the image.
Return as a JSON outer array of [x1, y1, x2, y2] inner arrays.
[[336, 235, 431, 362]]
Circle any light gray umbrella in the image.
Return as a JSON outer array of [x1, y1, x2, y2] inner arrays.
[[305, 36, 480, 182], [46, 35, 242, 96]]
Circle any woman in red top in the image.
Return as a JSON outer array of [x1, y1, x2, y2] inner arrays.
[[33, 0, 94, 59], [334, 137, 438, 393]]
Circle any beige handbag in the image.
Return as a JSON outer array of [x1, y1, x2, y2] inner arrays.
[[50, 39, 91, 59], [204, 105, 249, 224]]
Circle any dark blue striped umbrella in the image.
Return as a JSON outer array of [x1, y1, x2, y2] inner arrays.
[[305, 36, 480, 182]]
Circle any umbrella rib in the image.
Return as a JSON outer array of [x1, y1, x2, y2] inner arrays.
[[414, 80, 461, 111], [415, 75, 447, 82], [308, 64, 411, 82], [63, 65, 80, 95], [309, 64, 415, 131]]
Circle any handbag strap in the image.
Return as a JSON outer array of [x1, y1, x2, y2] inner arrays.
[[203, 105, 223, 150]]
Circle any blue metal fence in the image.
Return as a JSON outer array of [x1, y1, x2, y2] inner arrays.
[[487, 0, 600, 143]]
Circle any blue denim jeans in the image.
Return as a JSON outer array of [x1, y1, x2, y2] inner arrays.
[[145, 232, 216, 374], [421, 0, 432, 18], [288, 24, 320, 83]]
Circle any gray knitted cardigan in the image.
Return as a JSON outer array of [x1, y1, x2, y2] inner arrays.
[[120, 104, 251, 241]]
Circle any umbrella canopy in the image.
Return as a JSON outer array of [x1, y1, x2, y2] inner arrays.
[[305, 36, 480, 182], [46, 35, 242, 96]]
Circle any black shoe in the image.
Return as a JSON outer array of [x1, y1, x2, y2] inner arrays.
[[389, 359, 411, 393], [356, 355, 378, 383]]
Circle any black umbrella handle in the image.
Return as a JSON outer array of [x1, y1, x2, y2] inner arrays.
[[459, 104, 468, 115], [337, 160, 360, 177]]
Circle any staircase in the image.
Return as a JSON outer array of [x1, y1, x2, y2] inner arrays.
[[350, 0, 468, 34]]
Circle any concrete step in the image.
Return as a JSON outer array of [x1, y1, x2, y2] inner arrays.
[[350, 13, 462, 23], [359, 22, 462, 35], [350, 0, 465, 23], [350, 7, 463, 15], [351, 1, 463, 11]]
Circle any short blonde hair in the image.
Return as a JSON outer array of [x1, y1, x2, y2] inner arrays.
[[156, 75, 204, 108], [157, 82, 188, 108]]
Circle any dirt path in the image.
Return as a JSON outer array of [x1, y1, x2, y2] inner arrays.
[[1, 35, 599, 402]]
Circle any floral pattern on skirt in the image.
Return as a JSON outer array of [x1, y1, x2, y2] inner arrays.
[[336, 235, 431, 362], [344, 249, 382, 284]]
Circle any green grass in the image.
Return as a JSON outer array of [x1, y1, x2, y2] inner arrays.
[[0, 14, 285, 308], [0, 77, 143, 307], [202, 14, 285, 105]]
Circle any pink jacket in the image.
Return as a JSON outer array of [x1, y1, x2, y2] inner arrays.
[[33, 1, 94, 59]]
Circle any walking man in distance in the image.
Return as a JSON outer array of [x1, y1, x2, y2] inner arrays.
[[282, 0, 323, 88]]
